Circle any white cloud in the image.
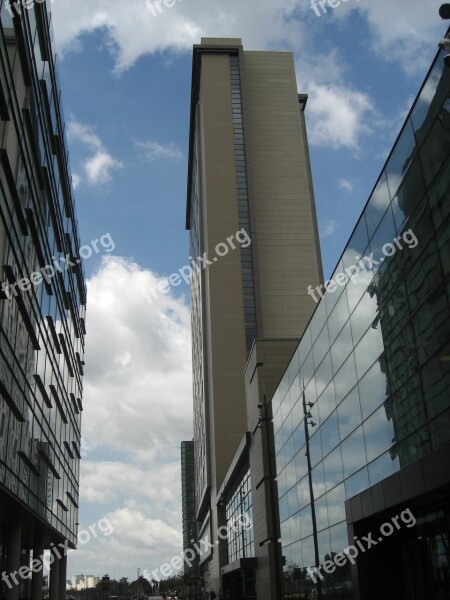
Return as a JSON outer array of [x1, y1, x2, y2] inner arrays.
[[68, 120, 123, 185], [72, 173, 81, 189], [306, 82, 374, 151], [50, 0, 444, 155], [49, 0, 443, 74], [320, 219, 337, 238], [84, 151, 123, 185], [135, 140, 183, 163], [338, 178, 354, 193], [67, 256, 193, 577]]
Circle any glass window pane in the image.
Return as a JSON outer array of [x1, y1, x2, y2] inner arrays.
[[337, 387, 362, 439], [320, 410, 340, 458], [314, 353, 332, 398], [391, 156, 426, 233], [331, 321, 354, 376], [328, 288, 350, 345], [310, 299, 327, 344], [385, 119, 417, 199], [326, 483, 346, 526], [369, 205, 397, 276], [344, 467, 369, 499], [358, 360, 388, 421], [368, 450, 400, 487], [315, 495, 329, 531], [363, 404, 396, 463], [420, 113, 450, 186], [354, 324, 384, 380], [297, 475, 310, 510], [312, 326, 330, 371], [341, 426, 366, 479], [334, 353, 358, 405], [343, 216, 369, 272], [317, 380, 336, 424], [299, 505, 313, 539], [428, 156, 450, 233], [365, 174, 390, 237], [349, 289, 378, 346], [323, 447, 344, 493], [411, 57, 449, 145]]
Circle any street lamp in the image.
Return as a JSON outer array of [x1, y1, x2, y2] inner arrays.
[[439, 4, 450, 66], [301, 381, 322, 600], [257, 388, 283, 600], [439, 3, 450, 19]]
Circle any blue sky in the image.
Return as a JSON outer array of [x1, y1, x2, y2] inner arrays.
[[50, 0, 448, 582]]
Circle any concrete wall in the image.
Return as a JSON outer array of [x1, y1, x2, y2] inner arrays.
[[242, 51, 323, 338]]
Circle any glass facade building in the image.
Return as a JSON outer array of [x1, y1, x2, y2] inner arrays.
[[225, 468, 254, 565], [0, 1, 86, 599], [272, 47, 450, 599]]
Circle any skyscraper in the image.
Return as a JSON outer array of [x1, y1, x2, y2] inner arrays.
[[186, 37, 323, 593], [0, 2, 86, 599]]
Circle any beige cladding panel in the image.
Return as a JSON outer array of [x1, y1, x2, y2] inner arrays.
[[199, 53, 249, 490], [243, 51, 322, 338]]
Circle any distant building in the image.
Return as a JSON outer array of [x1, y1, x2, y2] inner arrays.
[[0, 3, 86, 600], [70, 575, 99, 591]]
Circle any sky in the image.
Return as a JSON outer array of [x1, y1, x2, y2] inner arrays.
[[48, 0, 448, 582]]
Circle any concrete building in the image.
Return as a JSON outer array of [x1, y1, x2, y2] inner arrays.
[[185, 38, 323, 597], [0, 2, 86, 600], [272, 41, 450, 599]]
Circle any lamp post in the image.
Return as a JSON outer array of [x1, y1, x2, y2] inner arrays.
[[439, 3, 450, 19], [257, 387, 283, 600], [301, 381, 322, 600], [439, 4, 450, 67]]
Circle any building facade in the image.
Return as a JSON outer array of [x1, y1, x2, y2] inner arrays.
[[272, 45, 450, 599], [181, 441, 196, 575], [0, 1, 86, 599], [186, 38, 323, 595]]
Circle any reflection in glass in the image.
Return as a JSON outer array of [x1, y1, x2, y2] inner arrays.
[[341, 426, 366, 479], [365, 174, 390, 237], [334, 353, 358, 405], [368, 451, 400, 486], [385, 119, 417, 199], [344, 467, 369, 499], [358, 360, 388, 421], [330, 321, 353, 376], [337, 387, 362, 439], [326, 483, 346, 526], [363, 404, 396, 463], [323, 447, 344, 493]]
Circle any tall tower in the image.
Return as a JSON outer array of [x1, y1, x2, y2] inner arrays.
[[186, 38, 323, 589]]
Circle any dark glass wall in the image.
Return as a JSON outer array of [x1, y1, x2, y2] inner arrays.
[[0, 0, 86, 545], [272, 48, 450, 598]]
